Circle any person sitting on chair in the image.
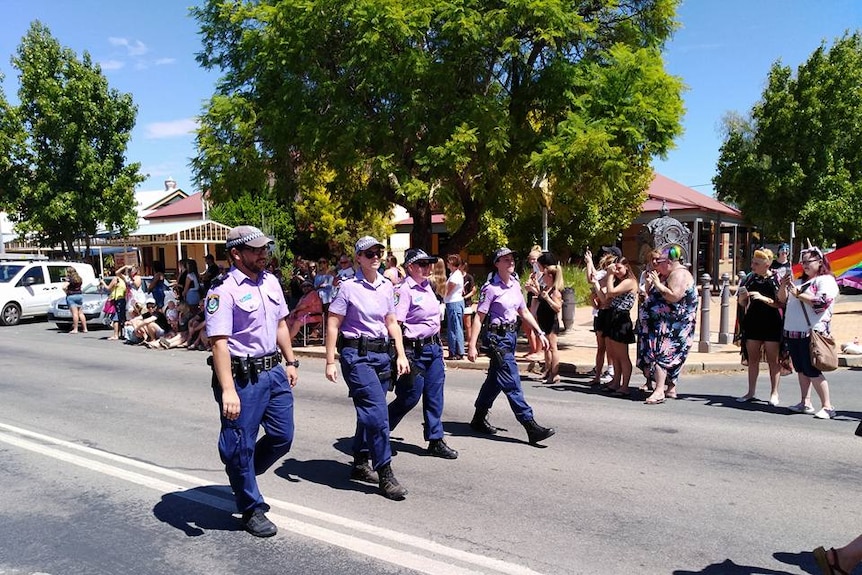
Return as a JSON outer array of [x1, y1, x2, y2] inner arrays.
[[287, 280, 324, 342]]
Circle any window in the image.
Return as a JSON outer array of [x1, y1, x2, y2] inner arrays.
[[48, 265, 68, 283], [19, 265, 45, 286]]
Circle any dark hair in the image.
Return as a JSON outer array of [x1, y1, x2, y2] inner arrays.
[[153, 260, 165, 273], [801, 247, 833, 276], [184, 258, 199, 275], [537, 252, 558, 267], [447, 254, 462, 267]]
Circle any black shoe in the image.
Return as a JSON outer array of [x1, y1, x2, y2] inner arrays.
[[350, 454, 379, 483], [427, 438, 458, 459], [242, 508, 277, 538], [522, 419, 555, 445], [469, 409, 498, 435], [378, 463, 408, 500]]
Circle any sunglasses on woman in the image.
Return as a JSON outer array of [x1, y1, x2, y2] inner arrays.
[[361, 249, 382, 259]]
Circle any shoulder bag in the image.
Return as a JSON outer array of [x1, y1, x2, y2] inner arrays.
[[800, 298, 838, 372]]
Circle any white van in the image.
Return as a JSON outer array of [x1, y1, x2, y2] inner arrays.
[[0, 260, 96, 326]]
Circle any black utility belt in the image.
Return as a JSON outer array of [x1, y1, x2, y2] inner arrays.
[[404, 335, 441, 347], [232, 351, 282, 372], [487, 323, 518, 334], [337, 335, 391, 353]]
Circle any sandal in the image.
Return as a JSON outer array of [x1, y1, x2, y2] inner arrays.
[[813, 546, 849, 575], [644, 396, 666, 405]]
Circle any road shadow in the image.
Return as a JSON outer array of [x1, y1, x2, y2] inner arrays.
[[153, 485, 243, 536], [442, 421, 550, 448], [679, 392, 862, 422], [275, 457, 380, 496], [672, 557, 799, 574]]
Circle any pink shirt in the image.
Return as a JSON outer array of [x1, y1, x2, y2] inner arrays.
[[476, 275, 526, 324], [394, 276, 441, 340], [329, 275, 395, 339], [205, 267, 288, 357]]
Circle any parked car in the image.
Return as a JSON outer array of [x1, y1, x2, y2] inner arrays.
[[0, 260, 96, 326], [47, 278, 113, 330]]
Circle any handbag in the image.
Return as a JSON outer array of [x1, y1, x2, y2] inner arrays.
[[800, 301, 838, 372], [102, 298, 116, 315]]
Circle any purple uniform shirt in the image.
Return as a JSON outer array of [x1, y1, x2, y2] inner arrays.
[[329, 275, 394, 339], [476, 275, 525, 324], [205, 267, 288, 357], [394, 276, 441, 340]]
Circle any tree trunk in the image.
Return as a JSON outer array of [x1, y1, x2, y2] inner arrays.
[[409, 199, 433, 252]]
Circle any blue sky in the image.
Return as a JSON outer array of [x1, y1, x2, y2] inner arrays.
[[1, 0, 859, 196]]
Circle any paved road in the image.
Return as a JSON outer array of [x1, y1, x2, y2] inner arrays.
[[1, 320, 860, 574]]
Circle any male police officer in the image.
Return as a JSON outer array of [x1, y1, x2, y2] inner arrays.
[[206, 225, 300, 537]]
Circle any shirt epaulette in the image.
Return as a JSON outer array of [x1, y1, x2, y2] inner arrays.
[[209, 273, 226, 290]]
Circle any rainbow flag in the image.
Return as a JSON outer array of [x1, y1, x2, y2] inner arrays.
[[791, 240, 862, 290]]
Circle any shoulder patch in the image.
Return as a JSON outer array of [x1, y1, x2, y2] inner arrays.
[[206, 294, 220, 314], [393, 289, 400, 307], [478, 285, 488, 304]]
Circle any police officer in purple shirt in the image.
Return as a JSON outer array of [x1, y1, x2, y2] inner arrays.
[[467, 247, 556, 445], [388, 248, 459, 460], [325, 236, 411, 500], [205, 225, 300, 537]]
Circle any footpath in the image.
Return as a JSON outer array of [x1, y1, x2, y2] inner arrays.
[[293, 293, 862, 375]]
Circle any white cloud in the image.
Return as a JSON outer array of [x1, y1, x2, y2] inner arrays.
[[154, 57, 176, 66], [98, 59, 125, 71], [144, 118, 199, 139], [108, 37, 148, 56]]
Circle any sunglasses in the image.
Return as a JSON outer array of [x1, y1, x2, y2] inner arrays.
[[802, 258, 821, 264], [414, 261, 432, 268], [652, 258, 668, 264], [361, 249, 382, 259], [146, 304, 156, 308], [241, 245, 269, 255]]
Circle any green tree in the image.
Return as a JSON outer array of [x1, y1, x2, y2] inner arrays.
[[192, 0, 684, 253], [0, 22, 144, 259], [714, 32, 862, 247], [207, 187, 295, 253]]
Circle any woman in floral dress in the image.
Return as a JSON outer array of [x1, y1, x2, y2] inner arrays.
[[642, 244, 698, 404]]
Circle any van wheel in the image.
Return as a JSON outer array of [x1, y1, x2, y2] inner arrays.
[[1, 302, 21, 326]]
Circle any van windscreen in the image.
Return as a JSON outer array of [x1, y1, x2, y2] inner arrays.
[[0, 264, 25, 283]]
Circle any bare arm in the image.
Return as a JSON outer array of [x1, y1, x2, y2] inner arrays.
[[275, 318, 299, 387]]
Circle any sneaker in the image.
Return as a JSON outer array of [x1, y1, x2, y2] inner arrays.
[[768, 395, 780, 407], [813, 408, 836, 420], [242, 508, 277, 538], [599, 373, 613, 384], [788, 402, 815, 414]]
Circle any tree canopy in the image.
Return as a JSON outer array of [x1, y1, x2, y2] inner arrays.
[[0, 22, 144, 259], [714, 32, 862, 248], [192, 0, 684, 255]]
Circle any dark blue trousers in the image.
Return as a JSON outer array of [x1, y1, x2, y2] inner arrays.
[[474, 331, 534, 422], [213, 365, 294, 514], [388, 342, 446, 440], [340, 347, 393, 469]]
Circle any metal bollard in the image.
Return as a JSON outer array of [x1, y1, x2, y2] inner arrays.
[[698, 273, 712, 352], [718, 272, 732, 344]]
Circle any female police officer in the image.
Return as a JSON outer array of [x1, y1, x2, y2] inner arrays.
[[467, 247, 556, 445], [388, 248, 458, 459], [325, 236, 411, 500], [206, 225, 300, 537]]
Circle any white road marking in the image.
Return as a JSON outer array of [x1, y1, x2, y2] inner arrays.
[[0, 422, 544, 575]]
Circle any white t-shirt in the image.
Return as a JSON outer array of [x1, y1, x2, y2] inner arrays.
[[783, 275, 839, 333], [444, 269, 465, 304]]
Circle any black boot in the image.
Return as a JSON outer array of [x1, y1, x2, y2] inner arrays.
[[427, 438, 458, 459], [522, 419, 555, 444], [469, 408, 498, 435], [378, 463, 408, 500], [349, 453, 379, 483]]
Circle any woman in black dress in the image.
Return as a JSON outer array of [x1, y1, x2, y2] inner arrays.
[[535, 254, 564, 384], [735, 248, 784, 405], [593, 258, 638, 395]]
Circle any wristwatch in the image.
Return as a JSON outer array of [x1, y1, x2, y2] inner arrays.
[[284, 359, 300, 368]]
